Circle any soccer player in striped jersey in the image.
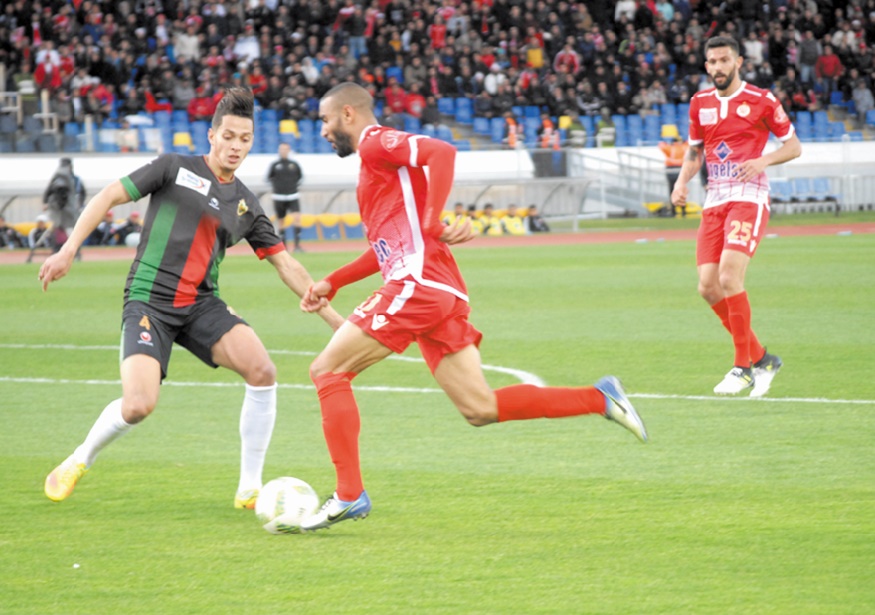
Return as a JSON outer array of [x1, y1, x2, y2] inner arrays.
[[297, 82, 647, 531], [39, 88, 344, 506], [671, 36, 802, 397]]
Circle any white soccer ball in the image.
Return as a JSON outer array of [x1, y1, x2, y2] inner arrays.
[[255, 477, 320, 534]]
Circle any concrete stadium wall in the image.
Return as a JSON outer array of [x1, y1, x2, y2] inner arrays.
[[0, 142, 871, 223]]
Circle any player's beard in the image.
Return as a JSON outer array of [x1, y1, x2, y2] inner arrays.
[[331, 130, 355, 158], [712, 66, 737, 93]]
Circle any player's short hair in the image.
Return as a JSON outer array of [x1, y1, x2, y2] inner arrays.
[[322, 82, 374, 112], [705, 36, 740, 56], [213, 87, 254, 129]]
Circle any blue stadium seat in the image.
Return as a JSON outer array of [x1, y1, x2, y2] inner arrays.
[[260, 108, 278, 123], [473, 116, 490, 135], [453, 139, 472, 151], [455, 97, 473, 124], [828, 121, 846, 140], [16, 136, 36, 152], [403, 115, 421, 133], [37, 133, 58, 152], [0, 113, 17, 134], [511, 105, 523, 119], [866, 109, 875, 127], [436, 125, 454, 142], [792, 177, 815, 200], [660, 103, 677, 125], [812, 110, 829, 127], [813, 121, 829, 142], [644, 114, 661, 142], [421, 124, 436, 138], [847, 131, 864, 141], [437, 97, 455, 116], [829, 91, 844, 106], [676, 103, 690, 123], [386, 65, 403, 83], [811, 177, 839, 201], [0, 136, 14, 152], [770, 179, 794, 203], [490, 117, 505, 143], [524, 105, 540, 119]]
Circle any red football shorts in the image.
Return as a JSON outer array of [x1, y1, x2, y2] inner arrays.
[[696, 200, 771, 265], [348, 278, 483, 373]]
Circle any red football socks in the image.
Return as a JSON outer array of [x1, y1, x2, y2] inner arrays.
[[495, 384, 606, 422], [712, 295, 765, 366], [311, 371, 363, 502]]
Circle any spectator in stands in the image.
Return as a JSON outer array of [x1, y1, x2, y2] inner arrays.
[[172, 77, 197, 112], [420, 95, 442, 130], [43, 157, 83, 251], [815, 44, 844, 101], [379, 106, 405, 130], [116, 119, 140, 153], [0, 215, 27, 249], [658, 125, 687, 216], [852, 78, 875, 127], [525, 205, 550, 233], [384, 79, 407, 115], [502, 111, 522, 149], [404, 82, 427, 119], [474, 89, 495, 118], [442, 202, 467, 226], [798, 30, 821, 85]]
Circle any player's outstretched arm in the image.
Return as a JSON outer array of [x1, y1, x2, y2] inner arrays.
[[39, 180, 131, 291], [266, 251, 345, 330]]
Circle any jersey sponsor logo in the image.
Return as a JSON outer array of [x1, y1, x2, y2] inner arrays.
[[699, 108, 718, 125], [371, 314, 389, 330], [715, 141, 732, 161], [737, 103, 751, 118], [208, 197, 220, 210], [138, 330, 154, 346], [381, 130, 404, 151], [237, 199, 249, 216], [175, 167, 211, 196]]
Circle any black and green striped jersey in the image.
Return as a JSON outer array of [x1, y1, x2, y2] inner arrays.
[[120, 154, 284, 309]]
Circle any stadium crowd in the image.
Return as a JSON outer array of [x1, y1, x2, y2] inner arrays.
[[1, 0, 875, 134]]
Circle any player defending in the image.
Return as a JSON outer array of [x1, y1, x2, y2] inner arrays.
[[298, 82, 647, 531], [39, 88, 344, 507], [671, 36, 801, 396]]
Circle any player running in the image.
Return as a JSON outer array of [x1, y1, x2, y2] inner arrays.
[[39, 88, 343, 507], [672, 36, 801, 397], [298, 82, 647, 531]]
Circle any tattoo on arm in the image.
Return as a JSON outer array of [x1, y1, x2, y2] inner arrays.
[[686, 145, 702, 161]]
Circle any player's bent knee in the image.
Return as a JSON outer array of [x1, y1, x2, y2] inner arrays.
[[121, 397, 156, 424], [245, 359, 276, 387]]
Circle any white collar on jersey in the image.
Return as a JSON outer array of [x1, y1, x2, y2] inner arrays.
[[714, 80, 748, 101], [360, 124, 381, 146]]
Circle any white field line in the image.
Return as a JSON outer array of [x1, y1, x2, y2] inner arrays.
[[1, 344, 873, 405]]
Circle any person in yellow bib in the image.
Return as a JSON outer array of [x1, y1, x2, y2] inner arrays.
[[481, 203, 504, 236], [502, 204, 526, 235]]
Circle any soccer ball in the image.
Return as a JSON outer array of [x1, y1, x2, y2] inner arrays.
[[255, 477, 320, 534]]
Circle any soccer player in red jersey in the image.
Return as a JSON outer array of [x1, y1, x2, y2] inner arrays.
[[38, 88, 344, 507], [298, 82, 647, 530], [671, 36, 802, 397]]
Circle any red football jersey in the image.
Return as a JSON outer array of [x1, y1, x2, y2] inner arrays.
[[356, 125, 468, 301], [688, 82, 795, 209]]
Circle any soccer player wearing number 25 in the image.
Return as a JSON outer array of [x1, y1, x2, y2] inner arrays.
[[39, 89, 344, 506], [298, 83, 648, 531], [671, 36, 802, 398]]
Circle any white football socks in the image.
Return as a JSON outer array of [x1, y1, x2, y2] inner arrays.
[[73, 398, 134, 468], [238, 383, 277, 493]]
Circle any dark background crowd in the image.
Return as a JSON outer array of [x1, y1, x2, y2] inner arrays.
[[2, 0, 875, 133]]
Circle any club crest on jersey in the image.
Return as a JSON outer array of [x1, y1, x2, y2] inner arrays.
[[699, 108, 718, 125], [381, 130, 404, 150], [737, 103, 751, 118], [175, 167, 211, 196], [237, 199, 248, 216]]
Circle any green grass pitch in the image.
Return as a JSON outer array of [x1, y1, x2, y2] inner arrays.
[[1, 227, 873, 614]]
